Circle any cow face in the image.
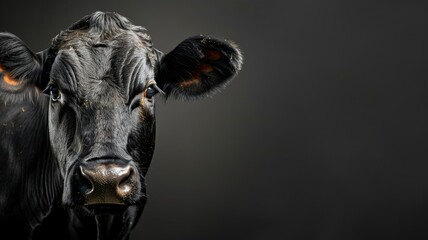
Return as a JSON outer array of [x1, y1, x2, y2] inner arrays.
[[45, 28, 157, 210], [0, 12, 242, 216]]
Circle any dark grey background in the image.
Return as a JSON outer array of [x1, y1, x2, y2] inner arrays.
[[1, 1, 428, 239]]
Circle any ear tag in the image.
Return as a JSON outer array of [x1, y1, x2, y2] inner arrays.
[[0, 66, 21, 86]]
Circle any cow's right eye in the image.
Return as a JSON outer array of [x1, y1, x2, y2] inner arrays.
[[49, 84, 61, 102], [42, 84, 62, 102]]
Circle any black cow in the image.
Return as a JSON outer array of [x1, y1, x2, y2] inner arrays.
[[0, 11, 242, 239]]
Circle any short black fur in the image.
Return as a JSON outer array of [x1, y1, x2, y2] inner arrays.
[[0, 11, 242, 240]]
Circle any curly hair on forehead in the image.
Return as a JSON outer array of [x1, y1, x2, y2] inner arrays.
[[42, 11, 157, 86], [50, 11, 153, 52]]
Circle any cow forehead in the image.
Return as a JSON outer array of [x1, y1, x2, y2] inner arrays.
[[47, 12, 156, 99], [50, 33, 154, 97]]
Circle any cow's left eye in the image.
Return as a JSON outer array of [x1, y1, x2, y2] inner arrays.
[[145, 86, 158, 99]]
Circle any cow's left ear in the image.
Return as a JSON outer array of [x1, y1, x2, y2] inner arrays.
[[155, 35, 243, 99], [0, 32, 45, 93]]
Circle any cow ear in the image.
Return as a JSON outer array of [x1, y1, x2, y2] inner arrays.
[[155, 35, 243, 99], [0, 32, 43, 93]]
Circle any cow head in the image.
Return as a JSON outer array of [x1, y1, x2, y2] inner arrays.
[[0, 10, 242, 220]]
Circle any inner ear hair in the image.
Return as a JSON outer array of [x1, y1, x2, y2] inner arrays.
[[203, 49, 223, 61], [179, 78, 201, 88]]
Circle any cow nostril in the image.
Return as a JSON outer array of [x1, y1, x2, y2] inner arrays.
[[79, 166, 94, 195], [117, 167, 135, 197]]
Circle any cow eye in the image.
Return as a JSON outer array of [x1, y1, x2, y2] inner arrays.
[[145, 85, 158, 99], [49, 84, 61, 102]]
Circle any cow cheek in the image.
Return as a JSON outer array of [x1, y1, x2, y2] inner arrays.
[[127, 108, 155, 166], [48, 115, 69, 175]]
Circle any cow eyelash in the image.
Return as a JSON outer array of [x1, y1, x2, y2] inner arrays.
[[152, 84, 165, 96]]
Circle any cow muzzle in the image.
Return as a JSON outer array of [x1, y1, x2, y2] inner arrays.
[[78, 160, 140, 205]]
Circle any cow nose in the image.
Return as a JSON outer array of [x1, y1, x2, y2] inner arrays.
[[79, 162, 138, 205]]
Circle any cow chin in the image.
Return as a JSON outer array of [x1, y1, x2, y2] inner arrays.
[[63, 158, 144, 214]]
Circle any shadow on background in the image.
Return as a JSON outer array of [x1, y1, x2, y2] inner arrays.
[[1, 1, 428, 239]]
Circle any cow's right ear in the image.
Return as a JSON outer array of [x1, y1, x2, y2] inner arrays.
[[0, 32, 44, 93]]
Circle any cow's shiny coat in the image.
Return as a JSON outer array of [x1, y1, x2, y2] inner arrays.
[[0, 11, 242, 239]]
